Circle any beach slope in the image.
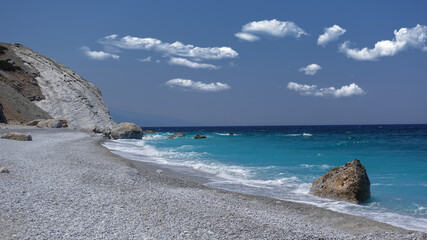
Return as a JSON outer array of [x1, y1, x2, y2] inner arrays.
[[0, 127, 425, 239]]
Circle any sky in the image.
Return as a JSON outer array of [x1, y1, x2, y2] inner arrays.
[[1, 1, 427, 126]]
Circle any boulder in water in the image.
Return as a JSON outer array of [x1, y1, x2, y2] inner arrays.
[[110, 122, 143, 139], [309, 159, 370, 204], [144, 129, 156, 134], [194, 135, 206, 139]]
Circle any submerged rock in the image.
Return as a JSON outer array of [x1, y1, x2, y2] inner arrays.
[[1, 132, 32, 141], [110, 122, 143, 139], [144, 129, 156, 134], [168, 132, 185, 139], [194, 135, 207, 139], [309, 159, 370, 204]]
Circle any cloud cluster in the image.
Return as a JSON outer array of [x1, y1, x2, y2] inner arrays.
[[317, 25, 346, 47], [165, 78, 230, 92], [82, 47, 119, 60], [339, 24, 427, 61], [299, 63, 322, 75], [235, 19, 307, 42], [168, 57, 219, 70], [99, 34, 238, 60], [287, 82, 364, 97]]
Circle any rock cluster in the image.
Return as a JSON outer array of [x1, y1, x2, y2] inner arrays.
[[1, 132, 32, 141], [110, 122, 143, 139], [309, 159, 371, 204], [32, 119, 68, 128]]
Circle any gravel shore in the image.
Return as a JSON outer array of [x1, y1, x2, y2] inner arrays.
[[0, 127, 425, 239]]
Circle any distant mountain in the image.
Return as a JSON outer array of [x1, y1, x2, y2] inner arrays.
[[0, 43, 114, 128], [109, 108, 198, 127]]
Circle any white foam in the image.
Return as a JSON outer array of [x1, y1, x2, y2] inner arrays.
[[302, 133, 313, 137], [300, 164, 332, 170]]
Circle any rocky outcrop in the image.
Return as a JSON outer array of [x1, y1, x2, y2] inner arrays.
[[110, 122, 143, 139], [194, 135, 207, 139], [36, 119, 67, 128], [0, 42, 115, 129], [1, 132, 32, 141], [309, 159, 371, 204], [0, 103, 6, 123]]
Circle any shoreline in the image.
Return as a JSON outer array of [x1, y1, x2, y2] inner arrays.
[[1, 127, 425, 239]]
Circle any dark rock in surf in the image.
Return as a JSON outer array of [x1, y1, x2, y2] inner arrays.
[[309, 159, 370, 204], [194, 135, 206, 139]]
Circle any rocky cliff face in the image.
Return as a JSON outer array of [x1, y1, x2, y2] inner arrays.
[[0, 43, 115, 129]]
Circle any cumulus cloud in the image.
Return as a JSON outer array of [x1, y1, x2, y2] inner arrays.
[[287, 82, 365, 97], [138, 56, 152, 62], [99, 35, 238, 60], [165, 78, 230, 92], [317, 25, 346, 47], [234, 32, 260, 42], [168, 57, 219, 70], [299, 63, 322, 75], [339, 24, 427, 61], [235, 19, 307, 41], [81, 47, 119, 60]]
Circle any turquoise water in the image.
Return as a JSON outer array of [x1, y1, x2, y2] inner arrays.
[[103, 125, 427, 232]]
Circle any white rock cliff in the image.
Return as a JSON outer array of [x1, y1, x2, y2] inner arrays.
[[10, 44, 115, 129]]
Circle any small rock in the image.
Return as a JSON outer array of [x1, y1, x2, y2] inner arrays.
[[168, 132, 185, 139], [229, 133, 236, 136], [0, 167, 10, 173], [167, 136, 175, 139], [309, 159, 371, 204], [144, 129, 156, 134], [1, 132, 32, 141], [58, 120, 68, 128], [101, 133, 111, 139], [194, 135, 207, 139], [156, 169, 163, 174], [110, 122, 143, 139]]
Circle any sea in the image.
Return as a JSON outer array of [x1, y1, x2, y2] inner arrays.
[[103, 124, 427, 232]]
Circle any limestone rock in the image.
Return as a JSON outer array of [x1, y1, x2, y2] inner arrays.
[[168, 132, 185, 139], [144, 129, 156, 134], [0, 167, 10, 173], [309, 159, 371, 204], [26, 119, 45, 126], [194, 135, 207, 139], [110, 122, 143, 139], [4, 43, 115, 129], [1, 132, 32, 141], [36, 119, 62, 128]]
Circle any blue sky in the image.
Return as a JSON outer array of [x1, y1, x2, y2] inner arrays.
[[2, 1, 427, 126]]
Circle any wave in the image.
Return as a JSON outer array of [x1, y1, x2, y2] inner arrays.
[[300, 164, 332, 170], [280, 133, 313, 137], [214, 132, 239, 136]]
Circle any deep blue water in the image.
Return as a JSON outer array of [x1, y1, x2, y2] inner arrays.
[[103, 124, 427, 232]]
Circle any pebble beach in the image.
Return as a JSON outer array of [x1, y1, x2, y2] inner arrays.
[[0, 127, 425, 239]]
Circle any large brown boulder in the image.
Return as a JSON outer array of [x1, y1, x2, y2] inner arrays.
[[110, 122, 143, 139], [1, 132, 32, 141], [309, 159, 370, 204]]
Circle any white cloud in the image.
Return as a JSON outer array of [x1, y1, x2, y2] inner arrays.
[[339, 24, 427, 61], [234, 32, 260, 42], [235, 19, 307, 41], [299, 63, 322, 75], [287, 82, 365, 97], [99, 35, 238, 60], [317, 25, 346, 47], [165, 78, 230, 92], [138, 56, 152, 62], [81, 47, 119, 60], [168, 57, 220, 70]]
